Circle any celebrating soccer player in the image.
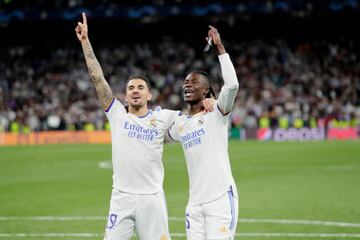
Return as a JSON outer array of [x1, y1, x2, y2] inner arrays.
[[168, 26, 239, 239], [75, 13, 215, 240], [75, 12, 178, 240]]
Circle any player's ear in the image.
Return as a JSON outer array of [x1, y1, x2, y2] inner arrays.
[[204, 88, 210, 98], [147, 92, 152, 101]]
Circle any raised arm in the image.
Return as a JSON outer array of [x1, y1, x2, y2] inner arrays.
[[75, 12, 114, 110], [208, 26, 239, 115]]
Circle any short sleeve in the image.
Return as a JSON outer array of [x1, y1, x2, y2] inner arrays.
[[166, 120, 180, 143], [159, 109, 181, 143], [104, 98, 126, 123], [162, 109, 181, 129]]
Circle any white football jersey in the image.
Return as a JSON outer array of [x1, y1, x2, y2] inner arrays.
[[105, 98, 179, 194], [168, 107, 237, 204], [168, 53, 239, 204]]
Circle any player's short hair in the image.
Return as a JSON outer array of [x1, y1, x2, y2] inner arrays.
[[126, 75, 152, 90], [190, 70, 216, 99]]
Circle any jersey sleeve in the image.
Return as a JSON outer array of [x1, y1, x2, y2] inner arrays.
[[216, 53, 239, 116], [166, 118, 180, 143], [104, 97, 126, 123], [153, 108, 181, 143], [164, 110, 182, 129]]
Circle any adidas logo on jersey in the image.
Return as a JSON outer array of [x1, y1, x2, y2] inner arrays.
[[160, 234, 168, 240], [219, 225, 228, 233]]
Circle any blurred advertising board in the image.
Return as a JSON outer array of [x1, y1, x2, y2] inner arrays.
[[256, 127, 358, 141], [0, 131, 111, 146], [1, 128, 358, 146], [327, 128, 358, 140]]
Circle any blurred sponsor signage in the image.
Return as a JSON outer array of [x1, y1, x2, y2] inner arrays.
[[327, 128, 358, 140], [0, 131, 111, 146], [256, 127, 358, 141]]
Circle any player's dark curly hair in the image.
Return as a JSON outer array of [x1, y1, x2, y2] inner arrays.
[[190, 70, 216, 99]]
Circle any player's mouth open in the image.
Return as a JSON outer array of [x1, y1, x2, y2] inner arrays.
[[184, 89, 194, 97]]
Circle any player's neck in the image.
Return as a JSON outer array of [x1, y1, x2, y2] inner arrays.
[[187, 101, 204, 116], [128, 105, 149, 117]]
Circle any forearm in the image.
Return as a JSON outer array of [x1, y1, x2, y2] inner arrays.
[[217, 53, 239, 114], [219, 53, 239, 89], [81, 39, 113, 110]]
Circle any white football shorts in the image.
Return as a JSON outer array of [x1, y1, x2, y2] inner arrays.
[[185, 186, 238, 240], [103, 189, 171, 240]]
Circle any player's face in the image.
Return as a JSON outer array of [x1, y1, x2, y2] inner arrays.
[[125, 79, 152, 108], [183, 72, 209, 104]]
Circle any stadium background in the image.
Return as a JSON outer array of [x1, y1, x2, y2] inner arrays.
[[0, 0, 360, 239]]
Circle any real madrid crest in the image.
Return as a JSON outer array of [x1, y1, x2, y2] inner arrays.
[[150, 118, 157, 128]]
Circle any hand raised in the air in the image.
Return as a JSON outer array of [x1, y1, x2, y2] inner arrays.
[[207, 25, 226, 55], [75, 12, 88, 42]]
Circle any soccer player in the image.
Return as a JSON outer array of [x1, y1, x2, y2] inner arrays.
[[168, 26, 239, 240], [75, 13, 214, 240], [75, 12, 177, 240]]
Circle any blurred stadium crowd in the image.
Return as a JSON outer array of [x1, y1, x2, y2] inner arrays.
[[0, 0, 350, 11], [1, 0, 360, 133], [1, 38, 359, 132], [1, 0, 359, 23]]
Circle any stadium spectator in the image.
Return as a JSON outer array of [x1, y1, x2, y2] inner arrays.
[[1, 38, 359, 133]]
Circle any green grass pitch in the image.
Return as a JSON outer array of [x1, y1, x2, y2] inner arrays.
[[0, 140, 360, 239]]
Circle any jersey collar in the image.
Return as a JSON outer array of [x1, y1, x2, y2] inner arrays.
[[137, 110, 152, 118], [186, 111, 204, 119]]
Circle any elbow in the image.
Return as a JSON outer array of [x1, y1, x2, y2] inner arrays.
[[226, 80, 239, 91], [91, 74, 104, 82], [223, 73, 239, 90], [233, 81, 240, 89]]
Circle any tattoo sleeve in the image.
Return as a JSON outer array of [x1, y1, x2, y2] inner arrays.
[[81, 39, 114, 110]]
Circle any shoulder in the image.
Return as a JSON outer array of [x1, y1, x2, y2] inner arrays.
[[213, 100, 231, 117], [104, 98, 127, 120], [153, 106, 182, 118]]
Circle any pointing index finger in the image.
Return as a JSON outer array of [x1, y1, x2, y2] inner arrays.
[[82, 12, 87, 24], [209, 25, 216, 30]]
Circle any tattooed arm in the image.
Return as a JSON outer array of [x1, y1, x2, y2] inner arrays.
[[75, 12, 114, 110]]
